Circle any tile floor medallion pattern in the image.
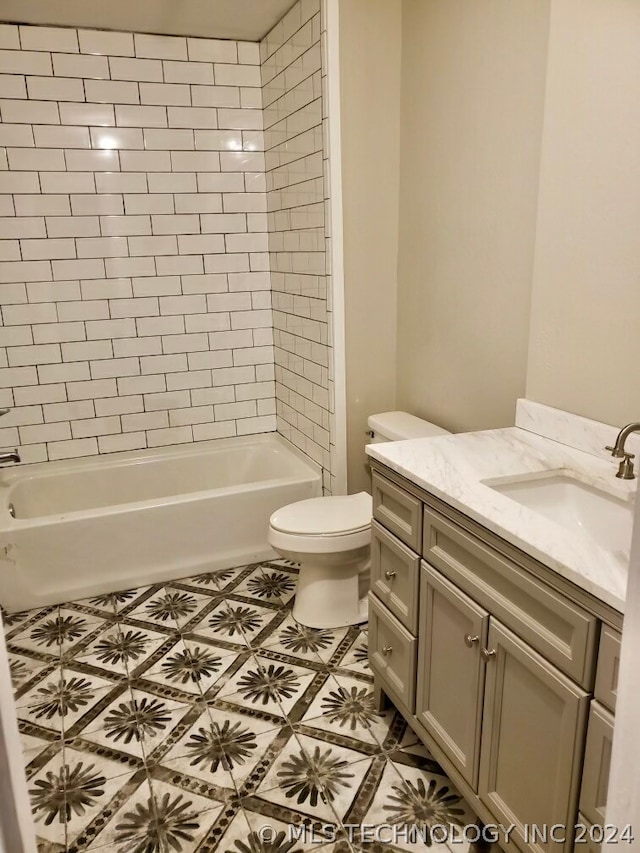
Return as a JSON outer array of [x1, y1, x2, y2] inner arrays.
[[4, 561, 478, 853]]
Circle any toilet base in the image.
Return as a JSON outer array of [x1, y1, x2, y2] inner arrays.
[[290, 549, 370, 629]]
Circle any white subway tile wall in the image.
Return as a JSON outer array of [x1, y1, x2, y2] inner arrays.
[[260, 0, 333, 492], [0, 23, 275, 461]]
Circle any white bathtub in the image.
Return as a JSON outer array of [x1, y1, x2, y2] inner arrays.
[[0, 434, 321, 612]]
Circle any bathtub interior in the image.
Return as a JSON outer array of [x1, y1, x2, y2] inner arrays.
[[3, 434, 317, 519], [0, 434, 323, 612]]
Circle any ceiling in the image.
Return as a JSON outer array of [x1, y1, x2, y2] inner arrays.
[[0, 0, 299, 42]]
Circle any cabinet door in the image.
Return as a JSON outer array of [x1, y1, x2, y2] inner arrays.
[[479, 620, 589, 853], [580, 701, 614, 827], [416, 563, 488, 789]]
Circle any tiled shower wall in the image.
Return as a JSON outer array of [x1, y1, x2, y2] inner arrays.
[[0, 24, 276, 462], [261, 0, 335, 493]]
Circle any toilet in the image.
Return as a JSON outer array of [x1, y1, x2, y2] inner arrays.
[[268, 411, 450, 629]]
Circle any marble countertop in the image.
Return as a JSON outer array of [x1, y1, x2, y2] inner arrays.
[[366, 427, 635, 613]]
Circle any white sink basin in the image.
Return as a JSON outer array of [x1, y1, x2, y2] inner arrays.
[[486, 471, 635, 558]]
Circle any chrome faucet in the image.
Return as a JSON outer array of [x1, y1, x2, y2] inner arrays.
[[605, 422, 640, 479]]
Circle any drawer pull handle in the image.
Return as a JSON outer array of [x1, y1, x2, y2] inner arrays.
[[481, 648, 496, 661], [382, 646, 393, 656], [384, 571, 396, 581], [464, 634, 479, 647]]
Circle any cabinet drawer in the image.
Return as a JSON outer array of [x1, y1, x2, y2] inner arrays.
[[372, 471, 422, 551], [369, 593, 417, 711], [594, 626, 621, 713], [580, 701, 614, 827], [423, 507, 598, 687], [371, 520, 420, 633]]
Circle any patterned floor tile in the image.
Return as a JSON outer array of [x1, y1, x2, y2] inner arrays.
[[260, 611, 347, 666], [187, 565, 250, 592], [8, 651, 52, 694], [81, 686, 190, 763], [231, 564, 296, 609], [242, 808, 347, 852], [156, 704, 239, 790], [15, 670, 62, 710], [12, 608, 105, 659], [188, 598, 257, 648], [140, 637, 241, 698], [152, 778, 230, 843], [332, 631, 371, 679], [22, 732, 56, 765], [11, 558, 477, 852], [352, 757, 475, 852], [253, 731, 374, 824], [17, 668, 119, 740], [2, 606, 46, 633], [24, 739, 65, 786], [27, 749, 68, 848], [216, 653, 318, 719], [83, 586, 152, 616], [217, 599, 285, 649], [127, 586, 202, 631], [66, 624, 138, 680], [196, 809, 257, 853], [71, 777, 155, 851], [191, 704, 294, 795], [110, 623, 177, 679], [297, 671, 395, 750]]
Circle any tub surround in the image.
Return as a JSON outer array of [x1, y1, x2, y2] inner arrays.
[[0, 23, 274, 464], [0, 1, 336, 495], [366, 400, 635, 613]]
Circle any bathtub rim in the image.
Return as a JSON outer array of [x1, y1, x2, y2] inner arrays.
[[0, 432, 322, 528]]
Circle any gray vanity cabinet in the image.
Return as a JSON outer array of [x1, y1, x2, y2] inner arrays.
[[369, 462, 624, 853]]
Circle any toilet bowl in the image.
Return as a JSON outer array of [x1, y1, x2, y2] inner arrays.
[[268, 493, 372, 629], [268, 411, 451, 629]]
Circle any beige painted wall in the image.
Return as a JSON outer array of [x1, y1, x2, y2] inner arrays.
[[395, 0, 550, 433], [340, 0, 402, 493], [526, 0, 640, 426]]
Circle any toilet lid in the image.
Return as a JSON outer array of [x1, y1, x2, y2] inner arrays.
[[270, 492, 373, 536]]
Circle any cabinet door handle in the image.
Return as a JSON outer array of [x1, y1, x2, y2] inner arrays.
[[381, 646, 393, 656], [464, 634, 479, 648], [481, 648, 496, 661], [384, 571, 396, 581]]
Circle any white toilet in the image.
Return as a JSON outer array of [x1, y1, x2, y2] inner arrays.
[[268, 411, 450, 629]]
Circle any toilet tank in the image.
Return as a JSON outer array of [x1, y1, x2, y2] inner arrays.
[[367, 411, 450, 444]]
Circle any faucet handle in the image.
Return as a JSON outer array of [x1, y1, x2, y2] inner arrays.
[[606, 444, 625, 458], [616, 452, 636, 480]]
